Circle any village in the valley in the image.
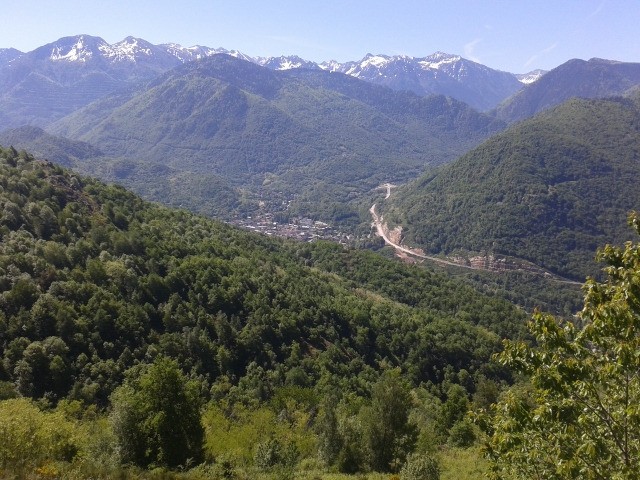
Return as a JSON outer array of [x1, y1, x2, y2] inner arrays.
[[230, 213, 353, 244]]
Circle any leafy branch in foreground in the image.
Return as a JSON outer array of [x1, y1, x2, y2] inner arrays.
[[484, 212, 640, 479]]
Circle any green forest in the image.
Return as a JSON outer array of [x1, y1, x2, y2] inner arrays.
[[0, 146, 523, 479], [1, 144, 639, 480], [42, 54, 503, 225], [385, 95, 640, 280]]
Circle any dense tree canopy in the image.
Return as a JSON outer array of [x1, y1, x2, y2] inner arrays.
[[365, 370, 417, 472], [0, 145, 528, 478], [0, 146, 525, 409], [386, 95, 640, 280]]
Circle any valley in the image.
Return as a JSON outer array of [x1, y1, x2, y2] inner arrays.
[[0, 29, 639, 480], [383, 94, 640, 281]]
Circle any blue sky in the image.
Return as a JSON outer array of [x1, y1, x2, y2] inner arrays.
[[2, 0, 638, 73]]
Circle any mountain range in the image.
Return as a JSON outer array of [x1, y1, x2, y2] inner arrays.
[[318, 52, 525, 111], [0, 35, 246, 129], [6, 35, 640, 135], [0, 34, 540, 130], [41, 53, 503, 222], [2, 34, 640, 279]]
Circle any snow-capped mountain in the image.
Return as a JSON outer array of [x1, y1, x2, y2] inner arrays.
[[256, 55, 320, 71], [29, 35, 198, 72], [515, 69, 547, 85], [253, 51, 535, 110], [34, 34, 107, 63], [161, 43, 254, 64], [25, 34, 256, 71], [0, 34, 546, 129], [317, 52, 524, 111], [0, 35, 241, 129], [21, 34, 180, 79], [102, 36, 177, 67]]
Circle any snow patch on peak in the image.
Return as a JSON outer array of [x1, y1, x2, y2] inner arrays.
[[319, 60, 342, 72], [226, 50, 254, 63], [159, 43, 252, 64], [344, 54, 392, 77], [418, 52, 462, 70], [162, 43, 223, 62], [50, 36, 103, 62], [516, 69, 547, 84], [257, 55, 319, 71], [428, 51, 460, 61], [360, 54, 391, 68], [101, 37, 154, 62]]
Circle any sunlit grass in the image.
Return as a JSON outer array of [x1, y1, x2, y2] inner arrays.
[[438, 446, 487, 480]]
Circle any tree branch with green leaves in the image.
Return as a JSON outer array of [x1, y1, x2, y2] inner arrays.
[[484, 212, 640, 480]]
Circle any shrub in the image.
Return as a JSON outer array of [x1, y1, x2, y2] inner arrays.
[[0, 398, 79, 470], [110, 356, 204, 468], [253, 437, 299, 471], [400, 453, 440, 480], [447, 419, 476, 448]]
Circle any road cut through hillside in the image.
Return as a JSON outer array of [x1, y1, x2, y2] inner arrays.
[[370, 186, 582, 285]]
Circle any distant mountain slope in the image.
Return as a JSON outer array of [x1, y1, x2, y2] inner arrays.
[[0, 35, 250, 129], [48, 54, 504, 222], [0, 34, 534, 130], [320, 52, 525, 111], [496, 58, 640, 123], [384, 95, 640, 280], [0, 47, 22, 66], [0, 125, 103, 167], [0, 125, 243, 218]]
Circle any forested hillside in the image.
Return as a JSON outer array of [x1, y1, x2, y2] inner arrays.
[[0, 126, 104, 168], [0, 146, 525, 478], [0, 126, 245, 219], [495, 57, 640, 123], [384, 95, 640, 280], [45, 54, 504, 223]]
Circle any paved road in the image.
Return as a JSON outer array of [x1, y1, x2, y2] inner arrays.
[[370, 189, 582, 285], [369, 203, 471, 269]]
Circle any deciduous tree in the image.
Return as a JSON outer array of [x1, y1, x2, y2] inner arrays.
[[364, 369, 417, 472], [486, 213, 640, 479], [110, 356, 204, 468]]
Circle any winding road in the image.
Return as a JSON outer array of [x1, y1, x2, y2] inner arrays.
[[370, 203, 473, 269], [370, 185, 582, 285]]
